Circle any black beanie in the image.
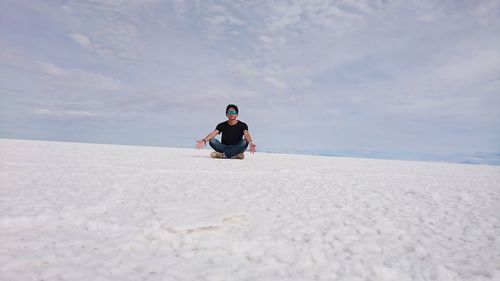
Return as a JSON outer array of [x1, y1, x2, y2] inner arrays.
[[226, 104, 238, 114]]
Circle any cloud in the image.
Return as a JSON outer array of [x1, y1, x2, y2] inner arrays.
[[206, 4, 245, 26], [33, 108, 101, 118], [232, 60, 288, 90], [69, 33, 92, 48], [166, 0, 377, 98], [110, 85, 263, 115], [231, 59, 315, 93], [58, 1, 162, 60], [260, 0, 371, 45], [39, 62, 121, 91], [432, 50, 499, 87]]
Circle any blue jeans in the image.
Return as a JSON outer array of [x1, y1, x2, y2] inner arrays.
[[209, 139, 248, 158]]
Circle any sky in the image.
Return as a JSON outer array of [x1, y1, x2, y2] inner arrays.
[[1, 0, 499, 164]]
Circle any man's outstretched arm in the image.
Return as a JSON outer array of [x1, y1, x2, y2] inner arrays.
[[195, 130, 219, 149], [243, 130, 256, 153]]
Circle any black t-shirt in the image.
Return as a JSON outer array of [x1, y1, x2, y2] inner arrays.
[[216, 121, 248, 145]]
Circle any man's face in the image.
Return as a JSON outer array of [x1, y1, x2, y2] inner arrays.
[[226, 108, 238, 120]]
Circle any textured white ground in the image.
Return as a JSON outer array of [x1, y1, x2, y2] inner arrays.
[[1, 139, 499, 281]]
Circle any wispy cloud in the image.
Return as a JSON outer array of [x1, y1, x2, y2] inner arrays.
[[39, 62, 121, 91], [432, 50, 499, 87], [69, 33, 92, 48], [33, 108, 101, 118], [59, 0, 161, 60]]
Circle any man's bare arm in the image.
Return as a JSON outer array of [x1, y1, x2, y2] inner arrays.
[[195, 130, 219, 149], [243, 130, 256, 153]]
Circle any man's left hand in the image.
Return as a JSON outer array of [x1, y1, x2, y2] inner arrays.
[[249, 142, 257, 154]]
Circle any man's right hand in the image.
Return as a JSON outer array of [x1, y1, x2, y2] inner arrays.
[[195, 140, 206, 149]]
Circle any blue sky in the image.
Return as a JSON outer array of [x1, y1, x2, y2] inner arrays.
[[1, 0, 499, 164]]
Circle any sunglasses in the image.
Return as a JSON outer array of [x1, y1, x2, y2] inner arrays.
[[226, 110, 238, 115]]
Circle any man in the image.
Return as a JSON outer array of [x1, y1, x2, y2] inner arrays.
[[195, 104, 256, 159]]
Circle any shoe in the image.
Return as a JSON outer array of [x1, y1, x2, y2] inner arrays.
[[232, 153, 245, 160], [210, 151, 223, 158]]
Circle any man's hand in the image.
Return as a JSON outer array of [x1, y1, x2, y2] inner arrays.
[[249, 142, 257, 154], [195, 140, 206, 149]]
